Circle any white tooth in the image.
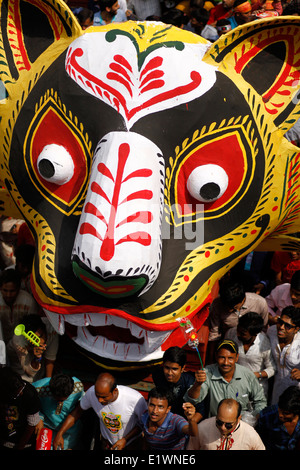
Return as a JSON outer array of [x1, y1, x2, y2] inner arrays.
[[104, 314, 113, 326], [44, 309, 65, 335], [44, 310, 172, 361], [74, 325, 167, 362], [144, 330, 171, 352], [123, 342, 139, 360], [60, 313, 85, 327], [110, 315, 127, 329], [129, 321, 144, 339]]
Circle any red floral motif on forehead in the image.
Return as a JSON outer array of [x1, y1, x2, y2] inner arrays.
[[66, 46, 202, 126]]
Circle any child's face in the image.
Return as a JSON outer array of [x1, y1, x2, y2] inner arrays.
[[163, 361, 184, 383]]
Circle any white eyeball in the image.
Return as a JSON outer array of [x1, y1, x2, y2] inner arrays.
[[37, 144, 74, 185], [187, 164, 228, 202]]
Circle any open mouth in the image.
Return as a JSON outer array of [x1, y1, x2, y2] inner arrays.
[[44, 309, 172, 362]]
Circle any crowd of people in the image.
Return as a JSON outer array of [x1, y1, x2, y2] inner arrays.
[[0, 0, 300, 452], [70, 0, 300, 43], [0, 211, 300, 451]]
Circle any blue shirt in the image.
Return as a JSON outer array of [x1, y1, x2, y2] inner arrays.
[[228, 16, 238, 29], [139, 411, 188, 450], [33, 376, 84, 449], [256, 404, 300, 450], [93, 9, 127, 26]]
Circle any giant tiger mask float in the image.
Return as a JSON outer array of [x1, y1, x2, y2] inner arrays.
[[1, 0, 300, 369]]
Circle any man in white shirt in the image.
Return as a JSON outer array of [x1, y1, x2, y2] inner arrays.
[[266, 270, 300, 324], [267, 306, 300, 404], [225, 311, 276, 398], [80, 372, 147, 449], [187, 398, 265, 450]]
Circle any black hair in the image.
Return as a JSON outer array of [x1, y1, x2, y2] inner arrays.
[[281, 305, 300, 327], [0, 268, 21, 289], [49, 374, 74, 398], [22, 314, 47, 335], [0, 367, 26, 402], [219, 280, 245, 309], [148, 387, 174, 407], [216, 18, 231, 26], [291, 270, 300, 291], [162, 346, 186, 367], [162, 8, 185, 27], [190, 6, 209, 24], [98, 0, 117, 11], [216, 338, 239, 355], [190, 0, 204, 7], [238, 311, 264, 336], [278, 386, 300, 415], [76, 7, 94, 23]]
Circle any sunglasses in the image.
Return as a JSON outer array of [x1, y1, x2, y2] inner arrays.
[[277, 318, 296, 331], [216, 418, 236, 430]]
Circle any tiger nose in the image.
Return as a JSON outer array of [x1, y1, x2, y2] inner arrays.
[[72, 131, 165, 298]]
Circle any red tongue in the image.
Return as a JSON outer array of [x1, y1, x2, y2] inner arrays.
[[87, 324, 144, 344]]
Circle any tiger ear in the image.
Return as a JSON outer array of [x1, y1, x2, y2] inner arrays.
[[203, 17, 300, 136], [0, 0, 82, 102]]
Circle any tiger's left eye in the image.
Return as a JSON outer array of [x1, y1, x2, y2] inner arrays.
[[37, 144, 75, 185], [187, 164, 229, 202]]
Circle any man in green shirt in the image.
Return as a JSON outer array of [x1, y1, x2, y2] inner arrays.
[[184, 339, 267, 418]]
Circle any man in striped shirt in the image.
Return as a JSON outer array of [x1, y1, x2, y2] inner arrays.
[[138, 387, 197, 450]]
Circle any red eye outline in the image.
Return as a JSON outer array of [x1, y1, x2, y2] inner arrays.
[[166, 127, 256, 226], [24, 98, 91, 215]]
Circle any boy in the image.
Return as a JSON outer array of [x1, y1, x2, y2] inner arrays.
[[152, 346, 207, 420], [139, 387, 197, 450]]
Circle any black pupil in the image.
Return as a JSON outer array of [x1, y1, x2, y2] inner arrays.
[[199, 182, 220, 200], [38, 159, 55, 178]]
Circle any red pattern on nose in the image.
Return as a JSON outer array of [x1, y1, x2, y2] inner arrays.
[[79, 142, 153, 262]]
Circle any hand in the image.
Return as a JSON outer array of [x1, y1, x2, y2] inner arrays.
[[33, 342, 47, 359], [35, 419, 44, 437], [195, 369, 206, 384], [182, 402, 196, 420], [253, 283, 264, 294], [53, 432, 64, 450], [268, 314, 279, 326], [291, 368, 300, 381], [111, 437, 126, 450]]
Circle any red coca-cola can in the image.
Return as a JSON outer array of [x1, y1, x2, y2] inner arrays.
[[36, 427, 52, 450]]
